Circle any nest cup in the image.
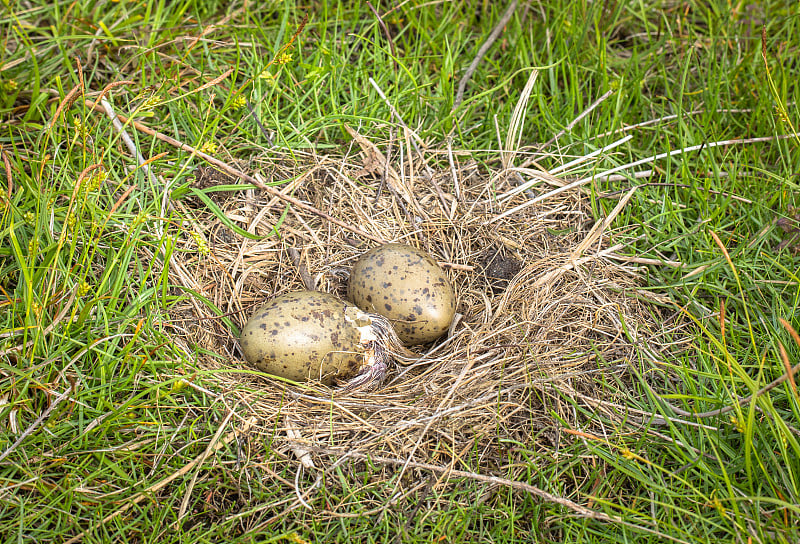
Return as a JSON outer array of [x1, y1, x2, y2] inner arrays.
[[166, 138, 675, 512]]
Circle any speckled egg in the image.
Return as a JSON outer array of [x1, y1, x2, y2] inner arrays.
[[239, 291, 371, 384], [347, 243, 456, 345]]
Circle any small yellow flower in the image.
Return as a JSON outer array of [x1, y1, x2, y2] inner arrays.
[[729, 415, 745, 433], [77, 281, 91, 297], [24, 211, 36, 225], [72, 115, 87, 137], [88, 170, 106, 192], [132, 211, 147, 228], [143, 95, 160, 109], [171, 380, 187, 393], [191, 231, 210, 255], [276, 51, 293, 65], [707, 490, 728, 519], [232, 95, 247, 110], [2, 79, 17, 93], [621, 448, 635, 460], [66, 212, 77, 229], [199, 141, 218, 154]]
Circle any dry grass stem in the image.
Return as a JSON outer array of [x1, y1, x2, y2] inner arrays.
[[453, 0, 518, 110]]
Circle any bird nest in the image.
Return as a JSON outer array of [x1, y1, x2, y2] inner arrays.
[[164, 129, 680, 520]]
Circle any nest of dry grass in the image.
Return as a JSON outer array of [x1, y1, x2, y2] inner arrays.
[[163, 131, 679, 517]]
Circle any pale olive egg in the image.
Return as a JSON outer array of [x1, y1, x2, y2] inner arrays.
[[240, 291, 372, 385], [348, 243, 456, 345]]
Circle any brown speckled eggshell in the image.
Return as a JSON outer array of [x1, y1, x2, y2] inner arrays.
[[348, 243, 456, 345], [239, 291, 364, 384]]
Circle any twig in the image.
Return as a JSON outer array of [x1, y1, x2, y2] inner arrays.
[[252, 451, 356, 529], [453, 1, 517, 110], [533, 185, 637, 289], [293, 463, 312, 510], [101, 98, 149, 175], [569, 390, 719, 431], [502, 70, 538, 169], [344, 123, 426, 218], [374, 128, 394, 205], [493, 135, 633, 204], [286, 366, 629, 462], [398, 475, 434, 543], [367, 79, 426, 150], [380, 318, 488, 515], [590, 108, 754, 141], [568, 189, 636, 259], [551, 135, 634, 175], [603, 253, 685, 268], [84, 98, 385, 244], [0, 384, 74, 463], [366, 1, 398, 71], [175, 378, 222, 402], [529, 242, 627, 286], [599, 181, 753, 204], [99, 98, 156, 216]]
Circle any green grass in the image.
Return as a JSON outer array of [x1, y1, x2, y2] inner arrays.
[[1, 0, 799, 542]]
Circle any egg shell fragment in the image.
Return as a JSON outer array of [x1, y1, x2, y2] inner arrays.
[[348, 243, 456, 345], [239, 291, 367, 384]]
